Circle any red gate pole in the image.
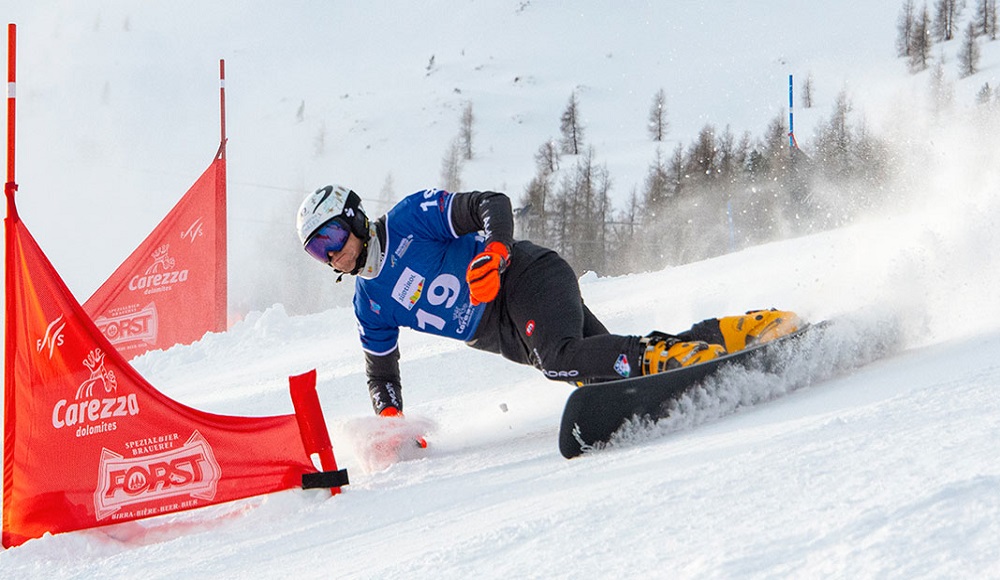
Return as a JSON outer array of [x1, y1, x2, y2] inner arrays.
[[5, 23, 15, 199], [218, 59, 226, 160], [288, 369, 343, 496], [4, 23, 19, 549], [215, 58, 228, 331]]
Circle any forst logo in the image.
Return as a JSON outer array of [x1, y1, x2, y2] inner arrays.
[[94, 431, 221, 520], [94, 303, 158, 346]]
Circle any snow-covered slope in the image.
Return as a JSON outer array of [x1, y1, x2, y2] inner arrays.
[[5, 206, 1000, 578], [4, 1, 1000, 577]]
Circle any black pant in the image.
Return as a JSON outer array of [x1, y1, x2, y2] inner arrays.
[[468, 241, 646, 383]]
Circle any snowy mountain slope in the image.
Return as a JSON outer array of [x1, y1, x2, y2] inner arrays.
[[4, 231, 1000, 577], [7, 196, 1000, 577], [4, 0, 1000, 577]]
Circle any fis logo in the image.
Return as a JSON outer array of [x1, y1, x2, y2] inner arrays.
[[37, 314, 67, 359], [181, 217, 204, 243], [94, 431, 221, 520]]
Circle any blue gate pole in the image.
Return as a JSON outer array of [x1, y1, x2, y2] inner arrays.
[[788, 74, 795, 150]]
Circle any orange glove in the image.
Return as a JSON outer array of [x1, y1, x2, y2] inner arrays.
[[379, 407, 427, 448], [466, 241, 509, 305]]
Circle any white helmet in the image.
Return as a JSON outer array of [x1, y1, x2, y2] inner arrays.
[[297, 184, 382, 278], [296, 184, 369, 245]]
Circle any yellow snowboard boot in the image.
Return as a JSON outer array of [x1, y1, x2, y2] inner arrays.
[[642, 335, 727, 375], [717, 309, 802, 352]]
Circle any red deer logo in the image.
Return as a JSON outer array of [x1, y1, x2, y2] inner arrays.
[[75, 348, 118, 399], [145, 244, 176, 274]]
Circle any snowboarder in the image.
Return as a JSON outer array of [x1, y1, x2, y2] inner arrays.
[[297, 185, 800, 417]]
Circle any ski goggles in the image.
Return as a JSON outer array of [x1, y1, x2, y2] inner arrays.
[[304, 217, 351, 264]]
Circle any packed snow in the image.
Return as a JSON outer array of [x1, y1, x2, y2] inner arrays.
[[4, 1, 1000, 578]]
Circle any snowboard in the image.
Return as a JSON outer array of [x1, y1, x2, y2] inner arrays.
[[558, 323, 826, 459]]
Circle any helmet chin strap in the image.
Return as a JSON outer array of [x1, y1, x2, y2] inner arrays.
[[333, 220, 383, 282]]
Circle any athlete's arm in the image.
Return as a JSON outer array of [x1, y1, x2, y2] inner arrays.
[[449, 191, 515, 250], [365, 347, 404, 415]]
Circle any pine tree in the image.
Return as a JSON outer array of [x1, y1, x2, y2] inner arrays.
[[551, 148, 608, 272], [685, 125, 719, 183], [991, 0, 999, 38], [518, 140, 561, 244], [975, 0, 999, 38], [929, 58, 954, 113], [559, 92, 585, 155], [933, 0, 966, 41], [716, 125, 738, 184], [647, 88, 669, 141], [976, 0, 989, 34], [897, 0, 918, 57], [910, 4, 934, 71], [440, 138, 464, 192], [519, 174, 551, 244], [668, 143, 685, 197], [459, 102, 474, 161], [735, 131, 753, 179], [851, 120, 891, 198], [958, 21, 982, 77], [589, 162, 612, 274], [761, 112, 789, 178], [643, 148, 671, 210], [616, 189, 641, 270], [815, 90, 853, 181], [801, 74, 814, 108], [534, 140, 560, 175], [975, 82, 992, 104]]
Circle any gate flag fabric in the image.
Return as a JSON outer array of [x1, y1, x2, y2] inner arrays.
[[3, 206, 316, 549], [83, 154, 226, 358]]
